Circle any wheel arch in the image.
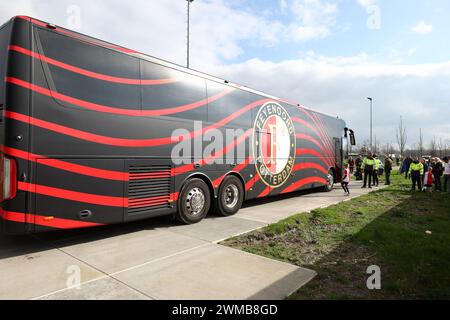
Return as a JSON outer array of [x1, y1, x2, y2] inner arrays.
[[180, 173, 215, 199], [328, 166, 337, 181]]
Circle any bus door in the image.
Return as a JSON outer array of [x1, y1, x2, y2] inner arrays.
[[334, 137, 342, 178], [250, 129, 273, 198]]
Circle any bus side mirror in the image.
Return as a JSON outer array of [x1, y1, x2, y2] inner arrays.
[[349, 131, 356, 146]]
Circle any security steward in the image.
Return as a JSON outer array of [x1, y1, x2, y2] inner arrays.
[[361, 152, 376, 189], [408, 158, 424, 191], [372, 154, 380, 187]]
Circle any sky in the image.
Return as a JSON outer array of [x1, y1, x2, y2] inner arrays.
[[1, 0, 450, 149]]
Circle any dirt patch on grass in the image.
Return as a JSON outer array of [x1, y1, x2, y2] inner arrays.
[[293, 243, 390, 300], [223, 173, 450, 299]]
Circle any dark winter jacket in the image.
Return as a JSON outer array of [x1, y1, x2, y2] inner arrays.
[[432, 162, 444, 177], [384, 158, 393, 172]]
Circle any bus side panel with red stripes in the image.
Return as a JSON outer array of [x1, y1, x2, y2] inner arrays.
[[0, 16, 347, 234]]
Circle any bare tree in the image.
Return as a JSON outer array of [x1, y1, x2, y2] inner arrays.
[[396, 116, 407, 157], [430, 136, 437, 156], [373, 135, 380, 155], [418, 128, 424, 157], [358, 140, 370, 155], [383, 142, 395, 155], [437, 137, 445, 158]]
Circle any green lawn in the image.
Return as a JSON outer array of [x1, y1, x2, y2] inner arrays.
[[222, 172, 450, 299]]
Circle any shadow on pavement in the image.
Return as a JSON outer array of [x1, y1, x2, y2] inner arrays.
[[0, 186, 331, 260]]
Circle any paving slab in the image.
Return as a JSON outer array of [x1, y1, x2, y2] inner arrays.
[[0, 248, 103, 300], [39, 277, 150, 300], [114, 244, 316, 300], [60, 229, 208, 274], [1, 180, 380, 300], [160, 216, 266, 242]]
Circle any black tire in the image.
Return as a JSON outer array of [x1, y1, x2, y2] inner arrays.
[[177, 178, 211, 224], [214, 176, 244, 217], [322, 170, 334, 192]]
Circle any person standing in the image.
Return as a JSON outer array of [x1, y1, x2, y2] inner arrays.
[[431, 157, 443, 191], [377, 157, 384, 180], [419, 159, 428, 191], [400, 158, 406, 176], [355, 155, 363, 181], [342, 163, 351, 195], [362, 153, 375, 189], [384, 155, 393, 185], [409, 158, 424, 191], [372, 154, 380, 187], [403, 156, 413, 179], [348, 157, 355, 174], [443, 157, 450, 193], [423, 167, 435, 193], [421, 159, 428, 190]]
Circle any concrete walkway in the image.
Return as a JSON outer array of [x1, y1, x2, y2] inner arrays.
[[0, 180, 378, 300]]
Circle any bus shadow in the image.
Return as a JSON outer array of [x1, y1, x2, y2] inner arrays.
[[0, 215, 173, 260], [0, 186, 341, 260], [242, 187, 326, 208]]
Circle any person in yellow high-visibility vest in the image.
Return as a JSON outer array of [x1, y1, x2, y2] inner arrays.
[[372, 154, 380, 187], [361, 153, 376, 188], [408, 158, 424, 191]]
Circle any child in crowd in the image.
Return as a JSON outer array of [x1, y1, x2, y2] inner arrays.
[[423, 166, 434, 193], [342, 163, 350, 195]]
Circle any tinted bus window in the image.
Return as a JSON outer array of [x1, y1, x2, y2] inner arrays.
[[36, 27, 141, 110], [206, 81, 253, 128], [141, 60, 207, 121]]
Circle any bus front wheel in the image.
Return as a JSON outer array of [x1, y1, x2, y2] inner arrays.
[[177, 178, 211, 224], [214, 176, 244, 217], [322, 170, 335, 192]]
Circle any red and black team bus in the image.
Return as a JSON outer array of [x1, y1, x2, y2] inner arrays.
[[0, 16, 356, 234]]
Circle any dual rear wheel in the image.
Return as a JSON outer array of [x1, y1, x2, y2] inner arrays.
[[176, 176, 244, 224]]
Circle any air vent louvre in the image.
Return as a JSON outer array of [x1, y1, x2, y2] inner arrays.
[[128, 165, 172, 214]]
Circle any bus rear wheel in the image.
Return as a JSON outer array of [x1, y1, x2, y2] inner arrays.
[[177, 178, 211, 224], [214, 176, 244, 217]]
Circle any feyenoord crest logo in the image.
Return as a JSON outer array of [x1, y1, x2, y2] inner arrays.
[[253, 102, 296, 188]]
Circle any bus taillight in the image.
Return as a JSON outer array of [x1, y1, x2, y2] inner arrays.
[[1, 155, 17, 202]]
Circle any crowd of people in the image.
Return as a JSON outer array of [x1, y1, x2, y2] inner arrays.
[[342, 153, 450, 195], [359, 153, 393, 189], [399, 155, 450, 193], [342, 153, 393, 194]]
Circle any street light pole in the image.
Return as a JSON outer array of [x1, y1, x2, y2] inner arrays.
[[186, 0, 194, 69], [367, 97, 373, 152]]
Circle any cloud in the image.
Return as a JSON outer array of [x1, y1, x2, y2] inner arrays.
[[212, 54, 450, 146], [279, 0, 288, 12], [288, 0, 337, 41], [0, 0, 339, 67], [1, 0, 448, 147], [355, 0, 377, 8], [0, 0, 34, 17], [411, 21, 433, 34], [407, 48, 417, 56]]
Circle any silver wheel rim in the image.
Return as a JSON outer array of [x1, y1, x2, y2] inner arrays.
[[186, 187, 206, 216], [224, 184, 239, 209], [327, 173, 334, 189]]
